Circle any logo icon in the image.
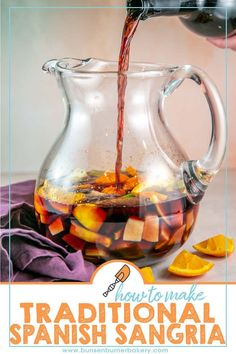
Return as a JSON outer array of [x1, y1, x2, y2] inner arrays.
[[103, 264, 131, 297]]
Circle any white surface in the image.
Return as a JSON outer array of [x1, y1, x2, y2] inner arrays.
[[1, 169, 235, 282]]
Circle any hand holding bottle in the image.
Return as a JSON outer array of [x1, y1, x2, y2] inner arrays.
[[207, 35, 236, 51]]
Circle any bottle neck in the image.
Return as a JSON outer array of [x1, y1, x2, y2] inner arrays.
[[127, 0, 218, 20]]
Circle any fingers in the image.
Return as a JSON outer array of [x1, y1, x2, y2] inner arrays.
[[227, 35, 236, 50], [207, 35, 236, 51], [207, 37, 226, 48]]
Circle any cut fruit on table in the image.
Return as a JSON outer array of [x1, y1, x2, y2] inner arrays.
[[193, 234, 235, 257], [140, 267, 156, 283], [168, 250, 214, 277]]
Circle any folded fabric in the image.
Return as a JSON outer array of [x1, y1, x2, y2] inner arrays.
[[0, 180, 95, 282]]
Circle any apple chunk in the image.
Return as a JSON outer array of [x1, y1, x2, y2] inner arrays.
[[48, 217, 64, 236], [123, 217, 144, 242], [62, 234, 85, 251], [40, 212, 55, 225], [142, 215, 159, 242], [72, 204, 106, 232]]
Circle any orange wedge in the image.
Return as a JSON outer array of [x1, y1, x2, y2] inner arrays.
[[125, 166, 137, 177], [193, 234, 235, 257], [140, 267, 156, 283], [168, 250, 214, 277]]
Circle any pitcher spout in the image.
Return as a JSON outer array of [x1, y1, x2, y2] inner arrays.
[[42, 59, 59, 74], [42, 58, 94, 74]]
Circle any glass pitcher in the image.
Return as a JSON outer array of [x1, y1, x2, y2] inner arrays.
[[34, 58, 226, 266]]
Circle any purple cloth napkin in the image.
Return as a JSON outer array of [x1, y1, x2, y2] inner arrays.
[[0, 180, 95, 282]]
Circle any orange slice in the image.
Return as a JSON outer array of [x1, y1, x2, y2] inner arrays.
[[140, 267, 156, 283], [168, 250, 214, 277], [193, 234, 235, 257], [125, 166, 137, 177], [102, 186, 126, 196], [95, 172, 128, 185]]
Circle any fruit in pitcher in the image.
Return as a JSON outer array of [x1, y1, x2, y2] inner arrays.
[[169, 224, 186, 246], [114, 228, 123, 240], [169, 199, 184, 228], [73, 204, 107, 232], [84, 246, 108, 259], [142, 215, 159, 242], [48, 217, 64, 236], [168, 250, 214, 277], [123, 217, 144, 242], [39, 212, 55, 225], [159, 222, 171, 242], [102, 186, 126, 196], [62, 234, 85, 251], [111, 241, 144, 259], [186, 209, 195, 232], [193, 235, 235, 257], [34, 193, 47, 215], [48, 201, 71, 215], [95, 172, 128, 185], [125, 166, 137, 177], [123, 176, 139, 191], [140, 191, 168, 203], [35, 168, 199, 264], [70, 221, 111, 248], [131, 181, 168, 201]]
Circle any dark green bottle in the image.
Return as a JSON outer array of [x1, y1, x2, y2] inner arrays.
[[127, 0, 236, 37]]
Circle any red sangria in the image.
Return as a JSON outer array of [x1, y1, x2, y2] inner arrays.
[[35, 167, 198, 265]]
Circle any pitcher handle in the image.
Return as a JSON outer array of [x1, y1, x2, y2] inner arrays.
[[158, 65, 227, 204]]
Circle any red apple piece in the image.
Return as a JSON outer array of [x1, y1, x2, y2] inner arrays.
[[72, 204, 106, 232], [48, 217, 64, 236], [123, 217, 144, 242], [142, 215, 159, 242], [62, 234, 85, 251], [40, 212, 55, 225]]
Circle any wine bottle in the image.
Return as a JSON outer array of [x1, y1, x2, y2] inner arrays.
[[127, 0, 236, 37]]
